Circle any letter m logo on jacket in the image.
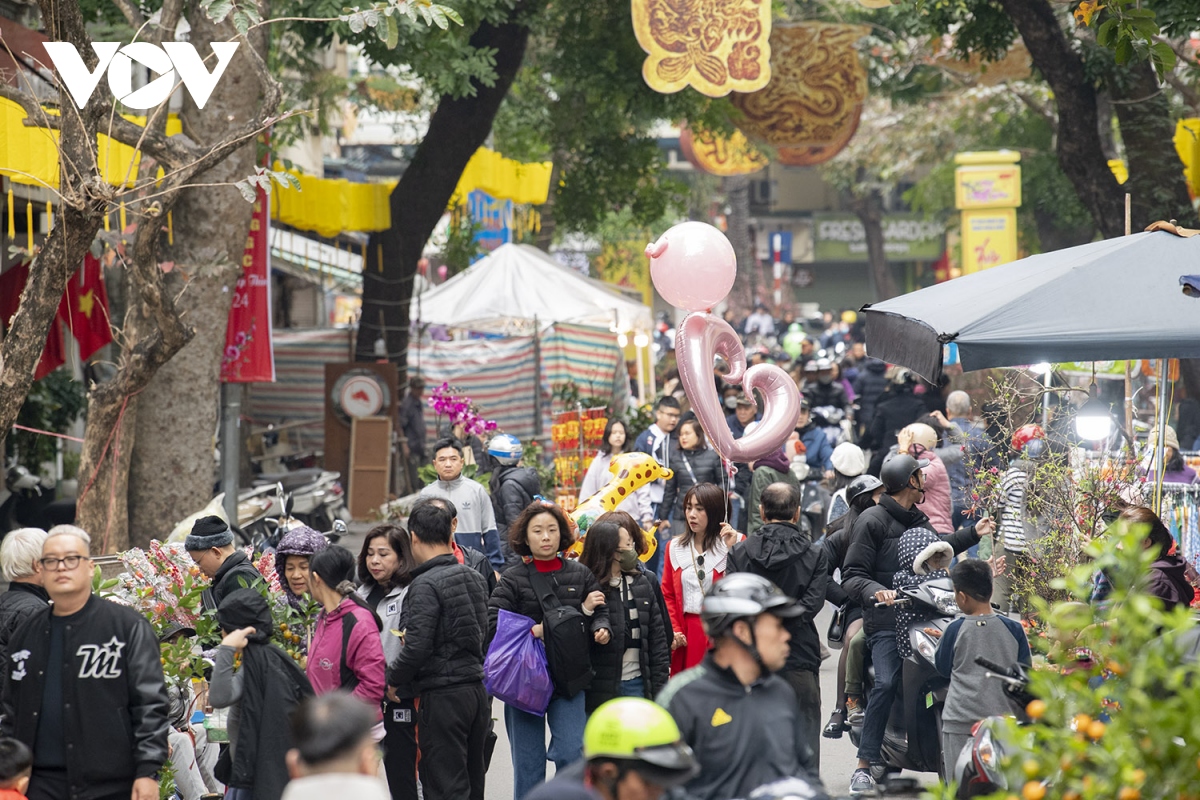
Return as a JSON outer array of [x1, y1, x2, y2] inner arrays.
[[76, 636, 126, 679]]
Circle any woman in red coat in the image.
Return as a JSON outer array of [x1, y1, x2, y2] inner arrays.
[[660, 481, 742, 674]]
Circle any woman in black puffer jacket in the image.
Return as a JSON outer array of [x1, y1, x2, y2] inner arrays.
[[579, 521, 671, 714], [659, 419, 724, 527], [487, 501, 611, 800]]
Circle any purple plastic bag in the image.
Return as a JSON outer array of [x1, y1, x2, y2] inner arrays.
[[485, 609, 554, 716]]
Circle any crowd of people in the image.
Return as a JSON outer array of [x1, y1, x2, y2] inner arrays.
[[0, 305, 1195, 800]]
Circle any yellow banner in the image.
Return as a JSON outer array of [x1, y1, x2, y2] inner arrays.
[[961, 209, 1018, 273], [631, 0, 772, 97]]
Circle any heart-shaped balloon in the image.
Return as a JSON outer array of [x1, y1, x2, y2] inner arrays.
[[674, 312, 803, 463]]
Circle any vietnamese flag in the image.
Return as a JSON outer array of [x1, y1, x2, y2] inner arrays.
[[0, 261, 66, 379], [59, 253, 113, 360]]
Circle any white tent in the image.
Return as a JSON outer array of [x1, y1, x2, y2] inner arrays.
[[414, 243, 653, 335]]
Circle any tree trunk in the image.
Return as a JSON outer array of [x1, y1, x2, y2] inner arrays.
[[355, 8, 536, 373], [126, 14, 265, 547], [724, 174, 755, 311], [852, 189, 895, 301], [1108, 59, 1196, 229], [997, 0, 1126, 238], [0, 0, 106, 443]]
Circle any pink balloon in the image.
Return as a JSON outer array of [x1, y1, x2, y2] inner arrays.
[[675, 312, 802, 463], [645, 221, 736, 312]]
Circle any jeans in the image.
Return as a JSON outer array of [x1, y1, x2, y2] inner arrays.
[[857, 630, 902, 763], [505, 692, 586, 799], [620, 676, 645, 698]]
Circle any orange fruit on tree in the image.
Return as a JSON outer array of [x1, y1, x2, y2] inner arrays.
[[1130, 769, 1146, 785], [1087, 719, 1107, 740], [1073, 713, 1093, 732], [1063, 792, 1081, 800], [1025, 699, 1046, 719], [1022, 781, 1047, 800], [1022, 760, 1040, 779], [1118, 787, 1141, 800]]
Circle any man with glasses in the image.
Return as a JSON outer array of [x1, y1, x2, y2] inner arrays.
[[1, 525, 169, 800], [419, 438, 503, 572]]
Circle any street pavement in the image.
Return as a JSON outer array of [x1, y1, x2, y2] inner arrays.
[[342, 523, 934, 798]]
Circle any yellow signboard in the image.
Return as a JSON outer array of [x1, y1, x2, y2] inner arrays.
[[631, 0, 772, 97], [955, 165, 1022, 209], [961, 209, 1018, 273]]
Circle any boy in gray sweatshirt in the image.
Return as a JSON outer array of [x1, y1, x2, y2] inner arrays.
[[934, 559, 1031, 780]]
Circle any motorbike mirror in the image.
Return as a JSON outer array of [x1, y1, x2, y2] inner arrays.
[[284, 493, 295, 516], [275, 481, 285, 498], [333, 520, 347, 536]]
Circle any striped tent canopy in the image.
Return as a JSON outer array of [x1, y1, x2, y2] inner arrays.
[[245, 324, 624, 455], [415, 322, 626, 442]]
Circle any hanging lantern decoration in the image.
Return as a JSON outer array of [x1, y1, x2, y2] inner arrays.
[[631, 0, 773, 97], [731, 23, 868, 161], [679, 124, 769, 175], [774, 113, 863, 167]]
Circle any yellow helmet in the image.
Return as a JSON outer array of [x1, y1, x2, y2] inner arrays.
[[583, 698, 698, 784]]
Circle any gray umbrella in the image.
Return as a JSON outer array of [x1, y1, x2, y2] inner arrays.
[[860, 229, 1200, 382]]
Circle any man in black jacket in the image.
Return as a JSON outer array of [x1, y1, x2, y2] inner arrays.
[[840, 455, 993, 795], [0, 528, 49, 667], [864, 370, 929, 476], [186, 515, 262, 611], [2, 526, 169, 800], [487, 433, 542, 569], [424, 497, 498, 593], [658, 574, 814, 800], [387, 499, 490, 800], [727, 482, 829, 764]]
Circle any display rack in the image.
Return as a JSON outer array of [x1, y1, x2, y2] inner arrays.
[[550, 404, 607, 511]]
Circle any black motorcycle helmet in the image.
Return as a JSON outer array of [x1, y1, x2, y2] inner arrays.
[[845, 474, 883, 506], [702, 574, 803, 638], [880, 453, 928, 494]]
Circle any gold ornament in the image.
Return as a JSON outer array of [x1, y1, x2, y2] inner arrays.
[[632, 0, 773, 97]]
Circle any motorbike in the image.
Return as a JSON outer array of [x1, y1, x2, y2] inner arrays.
[[169, 479, 346, 553], [954, 658, 1035, 798], [250, 468, 348, 532], [0, 460, 77, 536], [849, 577, 961, 790]]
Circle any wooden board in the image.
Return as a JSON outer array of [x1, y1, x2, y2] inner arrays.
[[323, 362, 398, 490], [349, 416, 392, 519]]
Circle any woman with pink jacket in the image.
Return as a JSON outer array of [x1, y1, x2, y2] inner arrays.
[[305, 545, 387, 709], [901, 423, 954, 534]]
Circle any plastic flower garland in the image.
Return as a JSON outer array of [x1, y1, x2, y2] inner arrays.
[[427, 382, 499, 436]]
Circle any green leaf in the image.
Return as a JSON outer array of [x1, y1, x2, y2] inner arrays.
[[1114, 37, 1133, 63], [235, 181, 257, 203], [1096, 17, 1118, 45], [206, 0, 234, 24], [231, 9, 251, 34], [428, 4, 451, 30], [1151, 41, 1177, 75], [439, 4, 464, 25], [385, 13, 400, 48]]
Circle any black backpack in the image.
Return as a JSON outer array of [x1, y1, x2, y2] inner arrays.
[[527, 565, 593, 698]]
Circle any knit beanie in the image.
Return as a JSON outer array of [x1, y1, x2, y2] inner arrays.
[[185, 515, 234, 551], [276, 526, 328, 560]]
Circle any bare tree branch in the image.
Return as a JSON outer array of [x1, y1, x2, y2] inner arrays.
[[111, 0, 146, 31]]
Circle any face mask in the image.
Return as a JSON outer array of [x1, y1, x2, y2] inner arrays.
[[618, 549, 640, 572], [818, 375, 833, 385], [725, 396, 738, 410]]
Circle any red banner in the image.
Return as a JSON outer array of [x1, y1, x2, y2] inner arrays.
[[221, 187, 274, 383]]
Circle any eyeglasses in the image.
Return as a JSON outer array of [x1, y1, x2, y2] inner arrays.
[[40, 555, 89, 571]]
